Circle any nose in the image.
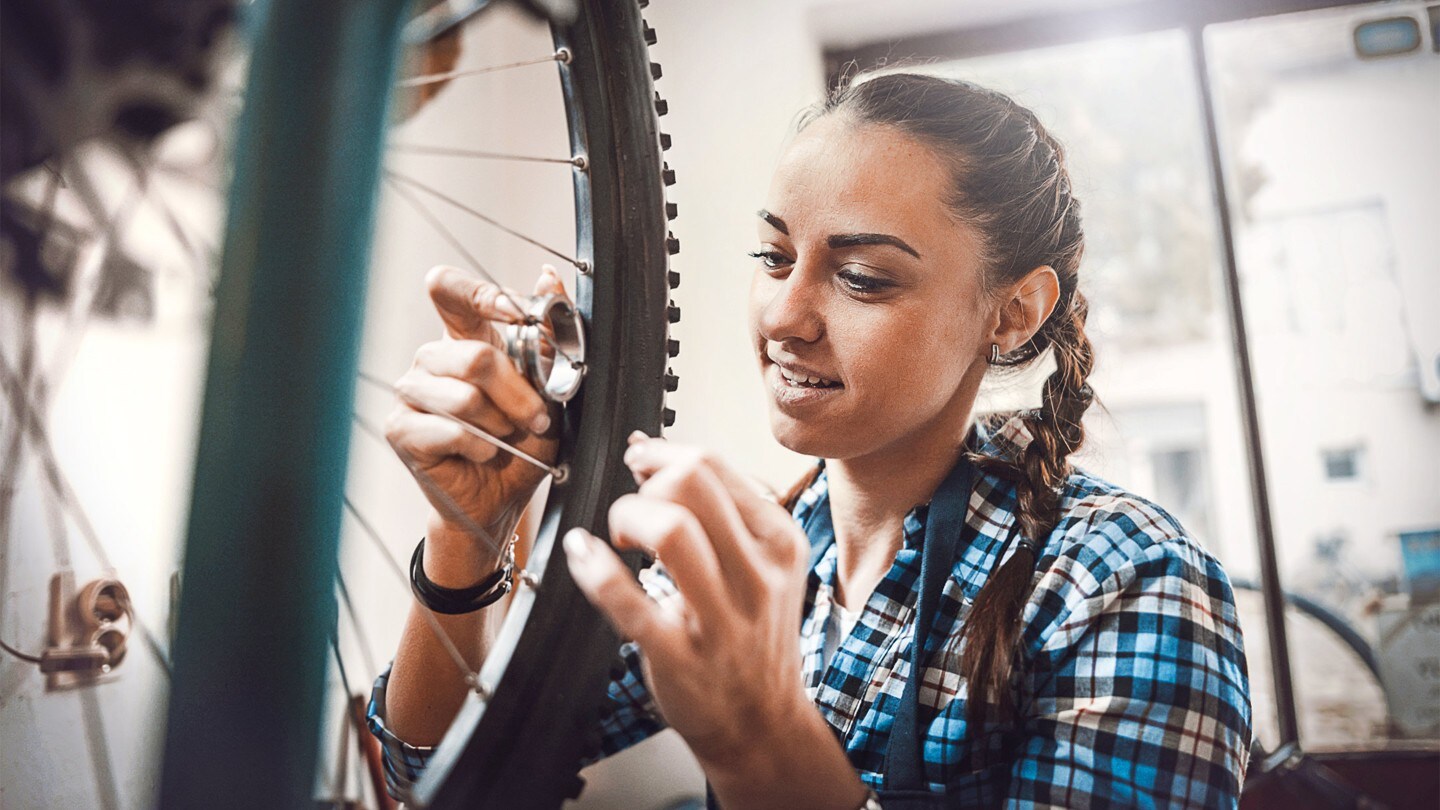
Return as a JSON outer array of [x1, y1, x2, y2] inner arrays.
[[753, 261, 824, 345]]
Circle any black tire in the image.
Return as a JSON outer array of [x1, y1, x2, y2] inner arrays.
[[412, 1, 678, 807]]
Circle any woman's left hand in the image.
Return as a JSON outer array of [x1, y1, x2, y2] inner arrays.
[[563, 433, 867, 810]]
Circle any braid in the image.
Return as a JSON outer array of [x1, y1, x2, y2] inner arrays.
[[958, 290, 1096, 726]]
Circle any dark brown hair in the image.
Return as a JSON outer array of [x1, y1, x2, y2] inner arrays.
[[788, 71, 1097, 725]]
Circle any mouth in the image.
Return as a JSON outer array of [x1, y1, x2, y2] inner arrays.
[[764, 352, 844, 408], [775, 365, 842, 389]]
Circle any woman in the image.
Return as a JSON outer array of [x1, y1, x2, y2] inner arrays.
[[369, 73, 1252, 808]]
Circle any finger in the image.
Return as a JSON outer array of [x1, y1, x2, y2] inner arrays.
[[608, 494, 729, 620], [533, 263, 569, 299], [412, 341, 550, 434], [628, 439, 806, 564], [425, 264, 526, 340], [393, 370, 526, 440], [629, 452, 769, 596], [625, 430, 656, 487], [564, 528, 686, 658], [385, 405, 499, 466], [624, 437, 774, 504]]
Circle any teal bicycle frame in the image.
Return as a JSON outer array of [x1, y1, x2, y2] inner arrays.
[[159, 1, 408, 806]]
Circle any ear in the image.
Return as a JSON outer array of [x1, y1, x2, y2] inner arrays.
[[991, 266, 1060, 354]]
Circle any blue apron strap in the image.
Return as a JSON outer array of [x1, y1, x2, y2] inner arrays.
[[880, 455, 979, 799]]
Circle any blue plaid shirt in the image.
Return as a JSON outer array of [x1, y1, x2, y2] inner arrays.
[[369, 415, 1252, 807]]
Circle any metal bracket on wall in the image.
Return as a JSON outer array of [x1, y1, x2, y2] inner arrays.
[[42, 572, 132, 690]]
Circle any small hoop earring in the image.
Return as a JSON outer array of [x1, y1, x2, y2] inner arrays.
[[989, 343, 1001, 364]]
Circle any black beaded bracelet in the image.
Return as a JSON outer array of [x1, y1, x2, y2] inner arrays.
[[409, 537, 514, 615]]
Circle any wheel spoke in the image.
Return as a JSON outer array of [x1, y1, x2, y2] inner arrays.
[[396, 50, 569, 89], [340, 493, 483, 689], [33, 158, 152, 401], [355, 371, 564, 480], [0, 351, 173, 678], [77, 688, 122, 810], [0, 301, 40, 577], [383, 175, 505, 297], [327, 632, 357, 803], [384, 170, 586, 272], [334, 570, 377, 677], [124, 147, 222, 291], [349, 410, 510, 558], [381, 176, 579, 366], [388, 143, 585, 168]]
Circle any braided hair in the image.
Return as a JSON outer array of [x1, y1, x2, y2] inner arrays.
[[792, 72, 1098, 725]]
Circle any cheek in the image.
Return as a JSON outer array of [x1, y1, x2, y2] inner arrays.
[[840, 306, 974, 402], [747, 269, 763, 332], [747, 268, 777, 340]]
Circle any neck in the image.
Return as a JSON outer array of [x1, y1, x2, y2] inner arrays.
[[825, 399, 978, 606]]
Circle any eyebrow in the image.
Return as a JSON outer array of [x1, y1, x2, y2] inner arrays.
[[756, 210, 921, 260], [827, 232, 921, 259], [757, 209, 788, 235]]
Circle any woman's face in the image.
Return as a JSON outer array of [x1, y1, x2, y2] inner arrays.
[[749, 114, 997, 462]]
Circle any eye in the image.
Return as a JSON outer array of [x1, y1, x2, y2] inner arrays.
[[837, 268, 893, 294], [747, 249, 792, 270]]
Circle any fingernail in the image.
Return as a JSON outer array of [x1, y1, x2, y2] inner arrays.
[[623, 444, 642, 466], [563, 528, 593, 562], [628, 430, 647, 444], [531, 412, 551, 434]]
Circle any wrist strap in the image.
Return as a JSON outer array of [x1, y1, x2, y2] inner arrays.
[[409, 537, 514, 615]]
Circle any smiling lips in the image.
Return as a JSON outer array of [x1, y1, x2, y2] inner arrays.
[[765, 350, 843, 398]]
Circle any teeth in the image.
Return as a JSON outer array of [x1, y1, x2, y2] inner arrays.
[[779, 367, 834, 388]]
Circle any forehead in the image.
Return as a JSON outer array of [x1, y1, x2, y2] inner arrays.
[[766, 114, 957, 239]]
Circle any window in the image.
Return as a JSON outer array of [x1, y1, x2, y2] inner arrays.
[[1322, 446, 1364, 482]]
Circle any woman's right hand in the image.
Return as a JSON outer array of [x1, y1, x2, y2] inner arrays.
[[384, 264, 567, 570]]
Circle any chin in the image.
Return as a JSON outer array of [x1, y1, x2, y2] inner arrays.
[[767, 407, 844, 459]]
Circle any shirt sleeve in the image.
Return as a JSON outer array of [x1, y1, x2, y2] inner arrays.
[[365, 663, 437, 802], [1006, 534, 1252, 809]]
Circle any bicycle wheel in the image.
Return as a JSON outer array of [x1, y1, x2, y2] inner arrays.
[[157, 1, 679, 808], [401, 2, 683, 807], [1, 0, 678, 807]]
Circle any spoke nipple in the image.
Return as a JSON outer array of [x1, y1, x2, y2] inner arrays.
[[571, 361, 586, 375], [576, 260, 591, 275], [552, 463, 571, 485], [555, 48, 572, 65], [572, 155, 589, 171], [465, 673, 491, 700]]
